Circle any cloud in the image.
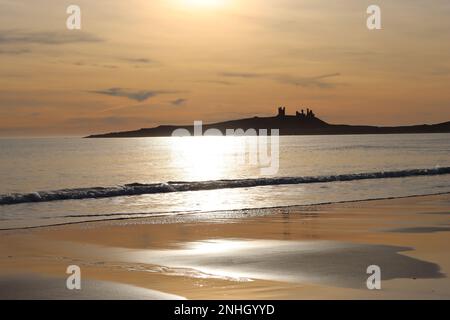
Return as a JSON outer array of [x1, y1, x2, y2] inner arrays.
[[171, 98, 187, 106], [0, 48, 31, 55], [120, 57, 154, 64], [220, 72, 267, 79], [0, 30, 103, 45], [221, 71, 341, 88], [90, 88, 178, 102], [208, 80, 235, 86], [73, 61, 118, 69], [195, 79, 236, 86], [275, 73, 341, 88]]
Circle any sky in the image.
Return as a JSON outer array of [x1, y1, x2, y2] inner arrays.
[[0, 0, 450, 136]]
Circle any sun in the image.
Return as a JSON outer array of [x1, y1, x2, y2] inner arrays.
[[174, 0, 230, 11], [183, 0, 226, 8]]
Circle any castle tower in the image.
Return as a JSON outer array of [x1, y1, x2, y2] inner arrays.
[[277, 107, 286, 117], [296, 109, 306, 118]]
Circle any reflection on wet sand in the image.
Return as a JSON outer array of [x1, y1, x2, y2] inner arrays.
[[122, 239, 444, 289]]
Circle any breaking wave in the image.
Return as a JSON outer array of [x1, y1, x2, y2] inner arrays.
[[1, 167, 449, 205]]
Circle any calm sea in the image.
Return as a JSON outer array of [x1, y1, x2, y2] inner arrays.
[[1, 133, 449, 229]]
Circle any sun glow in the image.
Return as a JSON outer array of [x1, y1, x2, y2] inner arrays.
[[169, 136, 240, 181], [182, 0, 226, 9]]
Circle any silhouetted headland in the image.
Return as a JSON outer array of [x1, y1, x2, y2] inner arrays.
[[86, 107, 450, 138]]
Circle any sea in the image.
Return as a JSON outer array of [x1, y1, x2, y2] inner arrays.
[[1, 133, 449, 229]]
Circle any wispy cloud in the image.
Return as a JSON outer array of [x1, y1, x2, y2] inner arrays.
[[73, 61, 118, 69], [120, 57, 154, 64], [275, 73, 341, 88], [90, 88, 178, 102], [171, 98, 187, 106], [196, 79, 236, 86], [0, 30, 103, 45], [220, 72, 268, 79], [221, 71, 341, 88], [0, 48, 31, 55], [208, 80, 235, 86]]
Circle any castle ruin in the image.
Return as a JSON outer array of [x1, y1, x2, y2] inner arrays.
[[277, 107, 316, 119]]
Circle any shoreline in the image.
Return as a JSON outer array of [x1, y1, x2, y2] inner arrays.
[[1, 191, 449, 232], [1, 193, 449, 299]]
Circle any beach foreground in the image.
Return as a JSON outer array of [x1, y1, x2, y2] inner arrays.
[[1, 194, 449, 299]]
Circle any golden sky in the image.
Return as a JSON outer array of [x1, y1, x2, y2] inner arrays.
[[1, 0, 450, 136]]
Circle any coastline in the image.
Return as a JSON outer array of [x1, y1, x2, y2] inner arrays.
[[1, 191, 449, 231], [1, 193, 449, 299], [85, 110, 450, 138]]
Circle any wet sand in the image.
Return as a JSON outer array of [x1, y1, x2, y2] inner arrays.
[[0, 274, 185, 300], [0, 193, 449, 299]]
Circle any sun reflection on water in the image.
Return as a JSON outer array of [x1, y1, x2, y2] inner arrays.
[[169, 136, 244, 182]]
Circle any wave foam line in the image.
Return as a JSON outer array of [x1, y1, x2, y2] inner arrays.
[[1, 167, 449, 205]]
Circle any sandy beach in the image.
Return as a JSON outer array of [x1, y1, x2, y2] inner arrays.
[[1, 193, 449, 300]]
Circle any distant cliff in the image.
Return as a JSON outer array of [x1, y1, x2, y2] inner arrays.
[[86, 108, 450, 138]]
